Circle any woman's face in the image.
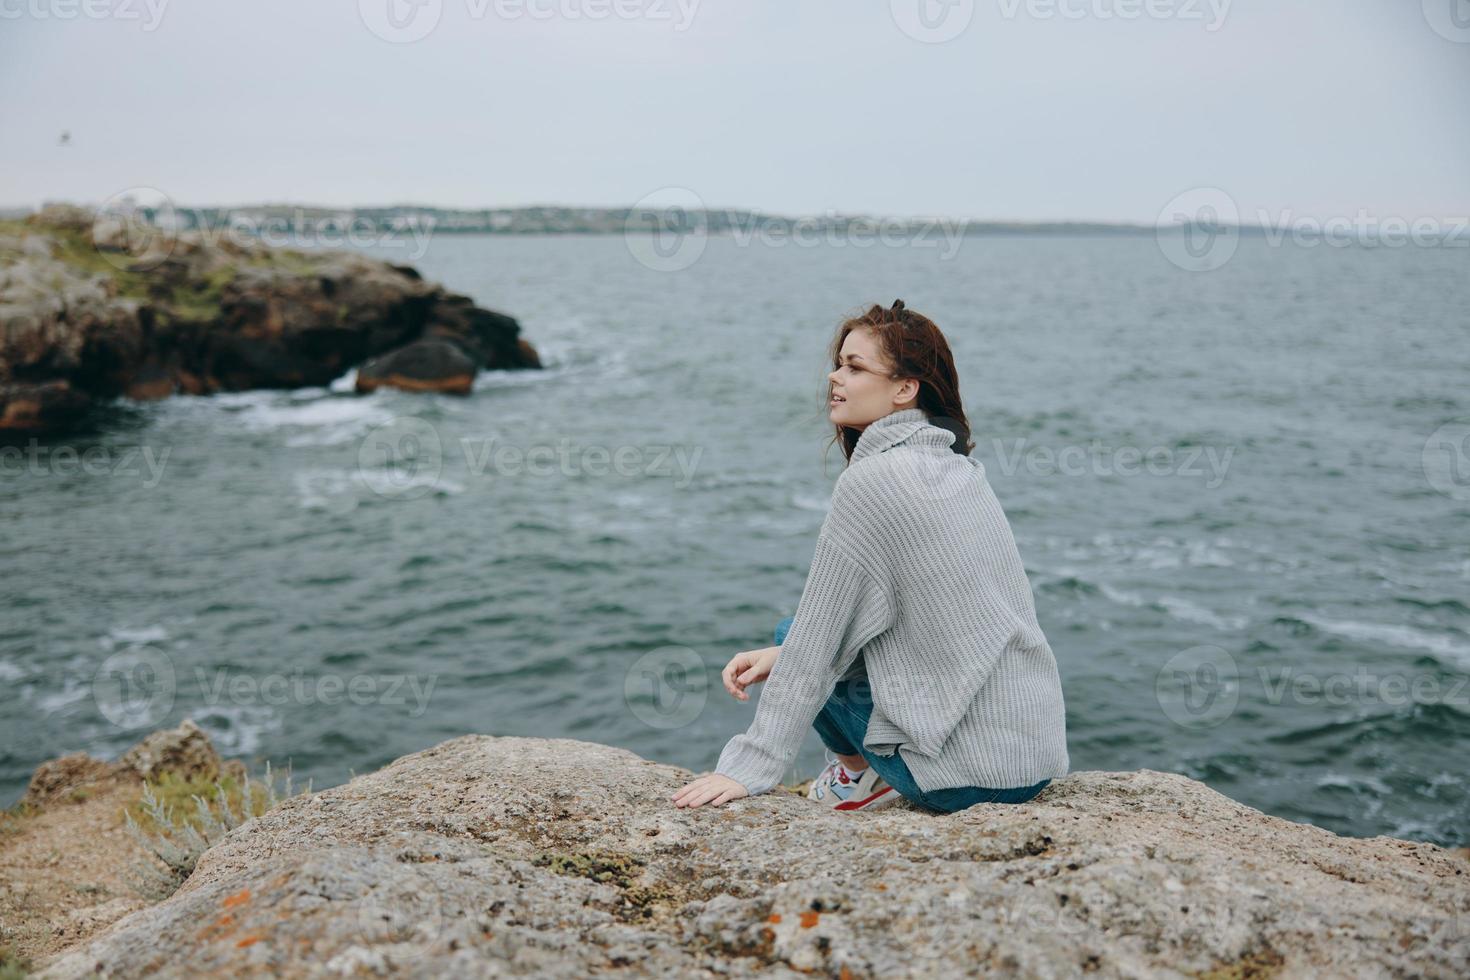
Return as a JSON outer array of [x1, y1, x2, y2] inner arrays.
[[828, 328, 918, 429]]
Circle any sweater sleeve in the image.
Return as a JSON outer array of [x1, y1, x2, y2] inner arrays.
[[715, 527, 894, 797]]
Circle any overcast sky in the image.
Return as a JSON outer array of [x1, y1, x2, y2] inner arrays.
[[2, 1, 1467, 223]]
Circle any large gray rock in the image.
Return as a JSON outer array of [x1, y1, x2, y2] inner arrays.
[[35, 736, 1470, 978]]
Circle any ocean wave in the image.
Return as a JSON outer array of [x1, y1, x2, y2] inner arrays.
[[1158, 596, 1249, 631], [1315, 773, 1392, 795], [1298, 614, 1470, 667], [99, 623, 169, 650], [193, 704, 278, 756]]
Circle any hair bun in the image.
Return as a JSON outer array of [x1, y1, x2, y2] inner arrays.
[[891, 298, 905, 312]]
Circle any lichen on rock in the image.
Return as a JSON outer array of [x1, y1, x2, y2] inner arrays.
[[25, 734, 1470, 979]]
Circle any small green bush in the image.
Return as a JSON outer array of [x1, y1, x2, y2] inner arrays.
[[0, 944, 32, 980], [124, 761, 310, 901]]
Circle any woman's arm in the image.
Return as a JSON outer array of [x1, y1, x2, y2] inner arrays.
[[713, 526, 894, 797]]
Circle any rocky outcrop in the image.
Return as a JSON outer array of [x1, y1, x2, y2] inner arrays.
[[0, 204, 541, 432], [1, 721, 248, 964], [35, 735, 1470, 978], [18, 719, 239, 811]]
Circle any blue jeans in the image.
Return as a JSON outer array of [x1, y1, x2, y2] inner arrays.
[[775, 615, 1051, 814]]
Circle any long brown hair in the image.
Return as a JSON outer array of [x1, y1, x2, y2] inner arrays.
[[825, 299, 974, 463]]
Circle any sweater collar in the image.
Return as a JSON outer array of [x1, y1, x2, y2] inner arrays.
[[849, 407, 957, 463]]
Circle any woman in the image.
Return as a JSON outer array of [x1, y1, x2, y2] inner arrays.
[[671, 300, 1069, 813]]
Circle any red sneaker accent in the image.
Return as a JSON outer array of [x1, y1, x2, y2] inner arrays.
[[834, 786, 896, 810]]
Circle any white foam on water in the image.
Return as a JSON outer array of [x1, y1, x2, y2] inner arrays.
[[791, 492, 830, 513], [35, 674, 91, 715], [0, 659, 27, 682], [1299, 614, 1470, 667], [293, 469, 361, 515], [99, 623, 169, 651], [1159, 596, 1249, 631], [193, 704, 279, 757], [1316, 772, 1392, 795], [1098, 583, 1146, 607]]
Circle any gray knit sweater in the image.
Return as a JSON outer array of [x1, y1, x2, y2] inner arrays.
[[715, 407, 1070, 797]]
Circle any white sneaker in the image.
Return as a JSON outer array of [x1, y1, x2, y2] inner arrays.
[[807, 750, 900, 811]]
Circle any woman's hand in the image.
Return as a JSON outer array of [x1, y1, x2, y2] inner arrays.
[[671, 773, 749, 808], [722, 645, 780, 701]]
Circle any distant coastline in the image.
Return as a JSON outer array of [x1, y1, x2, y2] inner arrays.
[[0, 202, 1257, 238]]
